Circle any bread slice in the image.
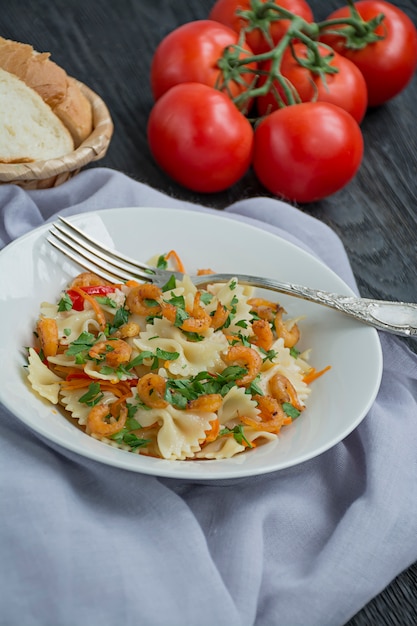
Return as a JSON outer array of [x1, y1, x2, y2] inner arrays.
[[0, 36, 93, 146], [0, 68, 74, 162], [53, 76, 94, 147]]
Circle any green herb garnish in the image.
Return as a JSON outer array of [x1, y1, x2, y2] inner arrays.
[[57, 293, 73, 312]]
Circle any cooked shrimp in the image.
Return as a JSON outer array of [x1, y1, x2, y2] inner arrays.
[[70, 272, 111, 288], [160, 301, 177, 324], [183, 292, 211, 332], [181, 313, 211, 333], [87, 402, 127, 436], [251, 319, 274, 351], [136, 373, 168, 408], [186, 394, 223, 412], [161, 291, 211, 333], [197, 268, 215, 275], [242, 394, 286, 433], [89, 338, 132, 368], [114, 322, 141, 339], [36, 317, 59, 357], [222, 345, 262, 386], [274, 309, 300, 348], [269, 373, 304, 411], [210, 302, 229, 330], [125, 283, 162, 316], [248, 297, 281, 322]]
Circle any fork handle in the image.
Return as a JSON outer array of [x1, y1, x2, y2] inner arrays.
[[193, 273, 417, 337]]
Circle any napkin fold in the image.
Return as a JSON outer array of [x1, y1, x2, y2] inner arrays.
[[1, 168, 417, 626]]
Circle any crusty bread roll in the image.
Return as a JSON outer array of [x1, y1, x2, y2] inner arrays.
[[0, 68, 74, 162], [0, 36, 93, 147]]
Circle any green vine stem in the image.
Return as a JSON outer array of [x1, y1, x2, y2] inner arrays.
[[317, 0, 386, 47], [214, 0, 386, 116]]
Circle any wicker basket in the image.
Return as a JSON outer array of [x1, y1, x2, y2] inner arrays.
[[0, 80, 114, 189]]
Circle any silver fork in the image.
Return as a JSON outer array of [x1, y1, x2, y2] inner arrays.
[[48, 216, 417, 338]]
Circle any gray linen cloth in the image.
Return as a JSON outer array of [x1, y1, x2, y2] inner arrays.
[[1, 168, 416, 626]]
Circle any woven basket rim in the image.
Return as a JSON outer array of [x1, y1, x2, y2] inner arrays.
[[0, 79, 114, 183]]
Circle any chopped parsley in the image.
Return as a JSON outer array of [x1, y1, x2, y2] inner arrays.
[[200, 292, 213, 305], [78, 382, 104, 407], [57, 292, 73, 312], [164, 366, 248, 409], [222, 294, 239, 329], [259, 347, 278, 363], [156, 254, 168, 270], [125, 417, 142, 430], [106, 306, 129, 336], [181, 331, 205, 342], [65, 331, 96, 364], [161, 275, 177, 292], [111, 430, 151, 449], [282, 402, 301, 420], [245, 375, 263, 397], [95, 295, 117, 308], [219, 424, 253, 448]]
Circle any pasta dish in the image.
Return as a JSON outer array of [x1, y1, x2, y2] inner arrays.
[[27, 252, 328, 461]]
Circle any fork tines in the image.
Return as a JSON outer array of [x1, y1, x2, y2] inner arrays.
[[48, 216, 154, 284]]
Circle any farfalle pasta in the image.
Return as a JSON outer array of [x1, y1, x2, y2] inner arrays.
[[27, 252, 329, 461]]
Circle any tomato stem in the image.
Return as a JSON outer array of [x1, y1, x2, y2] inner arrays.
[[215, 0, 387, 117], [316, 0, 386, 49]]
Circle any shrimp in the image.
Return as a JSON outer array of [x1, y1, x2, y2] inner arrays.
[[160, 301, 177, 324], [210, 302, 229, 330], [89, 338, 132, 368], [186, 394, 223, 412], [36, 317, 58, 357], [136, 373, 168, 408], [248, 297, 281, 322], [87, 402, 127, 436], [182, 292, 211, 332], [269, 373, 304, 412], [125, 283, 162, 316], [161, 291, 211, 333], [113, 322, 141, 339], [197, 268, 215, 276], [222, 345, 262, 386], [70, 272, 111, 288], [274, 309, 300, 348], [242, 394, 286, 434], [251, 319, 274, 351]]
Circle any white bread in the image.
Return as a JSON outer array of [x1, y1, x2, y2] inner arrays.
[[0, 36, 93, 147], [0, 68, 74, 162]]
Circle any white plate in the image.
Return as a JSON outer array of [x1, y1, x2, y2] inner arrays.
[[0, 207, 383, 479]]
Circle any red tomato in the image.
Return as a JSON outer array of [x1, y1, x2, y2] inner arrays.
[[209, 0, 314, 53], [147, 83, 254, 193], [319, 1, 417, 106], [150, 20, 257, 107], [256, 42, 368, 124], [252, 102, 364, 203]]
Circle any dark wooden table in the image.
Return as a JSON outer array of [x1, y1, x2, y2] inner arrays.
[[1, 1, 416, 623]]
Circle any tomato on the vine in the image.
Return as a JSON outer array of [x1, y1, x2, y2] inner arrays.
[[150, 20, 257, 107], [256, 42, 368, 124], [147, 82, 254, 193], [209, 0, 314, 54], [319, 0, 417, 107], [252, 102, 364, 203]]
